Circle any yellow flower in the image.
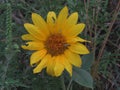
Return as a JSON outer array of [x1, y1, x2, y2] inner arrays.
[[21, 6, 90, 77]]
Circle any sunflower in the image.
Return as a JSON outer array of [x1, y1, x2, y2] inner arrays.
[[21, 6, 90, 77]]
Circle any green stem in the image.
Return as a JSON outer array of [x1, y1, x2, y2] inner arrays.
[[67, 79, 72, 90], [60, 75, 66, 90]]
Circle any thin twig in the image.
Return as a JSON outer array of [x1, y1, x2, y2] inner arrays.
[[96, 0, 120, 66], [92, 0, 120, 79]]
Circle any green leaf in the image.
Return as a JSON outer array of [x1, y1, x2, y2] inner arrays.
[[72, 67, 93, 89], [81, 53, 94, 70]]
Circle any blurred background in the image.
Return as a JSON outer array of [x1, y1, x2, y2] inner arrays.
[[0, 0, 120, 90]]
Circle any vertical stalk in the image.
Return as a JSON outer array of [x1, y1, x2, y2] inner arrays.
[[60, 75, 66, 90], [67, 79, 72, 90], [5, 3, 12, 48], [1, 3, 12, 90]]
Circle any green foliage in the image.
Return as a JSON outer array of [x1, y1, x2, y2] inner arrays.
[[72, 68, 93, 89], [69, 53, 94, 89], [81, 53, 94, 71]]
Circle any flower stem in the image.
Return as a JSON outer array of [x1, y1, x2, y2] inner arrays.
[[60, 75, 66, 90], [67, 79, 72, 90]]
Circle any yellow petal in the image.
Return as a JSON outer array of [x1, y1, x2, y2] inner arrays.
[[56, 6, 68, 32], [61, 12, 78, 34], [30, 49, 47, 66], [66, 12, 78, 25], [24, 23, 46, 41], [21, 42, 44, 50], [57, 6, 68, 23], [63, 23, 85, 37], [47, 11, 56, 34], [69, 43, 89, 54], [21, 34, 38, 41], [46, 57, 56, 76], [64, 50, 82, 67], [67, 37, 90, 44], [33, 54, 51, 73], [61, 55, 72, 76], [54, 56, 64, 77], [32, 13, 49, 35], [47, 11, 56, 24]]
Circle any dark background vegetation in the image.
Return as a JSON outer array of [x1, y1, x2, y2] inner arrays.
[[0, 0, 120, 90]]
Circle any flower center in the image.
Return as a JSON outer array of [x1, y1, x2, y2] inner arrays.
[[45, 33, 69, 56]]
